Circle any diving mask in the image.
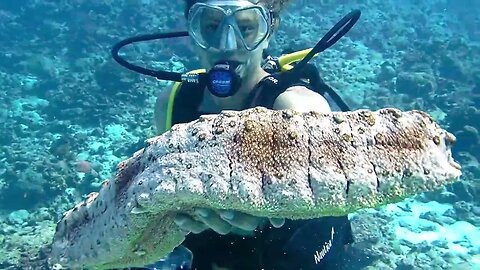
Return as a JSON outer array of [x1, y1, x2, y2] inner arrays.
[[187, 0, 273, 52]]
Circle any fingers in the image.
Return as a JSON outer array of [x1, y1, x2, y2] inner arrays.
[[174, 214, 208, 234], [230, 226, 256, 236], [194, 208, 232, 235], [174, 209, 286, 236], [269, 217, 285, 228], [219, 210, 263, 231]]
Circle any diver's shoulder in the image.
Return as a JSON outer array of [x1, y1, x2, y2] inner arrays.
[[273, 85, 331, 113]]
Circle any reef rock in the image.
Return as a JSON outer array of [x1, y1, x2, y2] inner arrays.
[[48, 107, 462, 269]]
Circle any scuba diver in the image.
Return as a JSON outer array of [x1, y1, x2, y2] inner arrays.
[[112, 0, 361, 269]]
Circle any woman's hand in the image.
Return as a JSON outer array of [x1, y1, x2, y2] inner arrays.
[[174, 208, 285, 235]]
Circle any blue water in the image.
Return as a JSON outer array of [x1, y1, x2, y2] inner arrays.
[[0, 0, 479, 269]]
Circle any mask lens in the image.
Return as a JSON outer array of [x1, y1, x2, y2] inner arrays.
[[234, 7, 268, 50], [188, 3, 270, 51], [189, 6, 226, 49]]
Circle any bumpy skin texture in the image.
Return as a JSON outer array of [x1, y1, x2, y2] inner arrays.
[[48, 107, 461, 269]]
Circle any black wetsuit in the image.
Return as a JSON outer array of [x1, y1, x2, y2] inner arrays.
[[169, 68, 355, 270]]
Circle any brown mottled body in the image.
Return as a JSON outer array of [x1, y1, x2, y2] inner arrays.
[[48, 107, 461, 269]]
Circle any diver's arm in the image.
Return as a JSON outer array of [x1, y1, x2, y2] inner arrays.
[[273, 85, 332, 113], [154, 87, 173, 135]]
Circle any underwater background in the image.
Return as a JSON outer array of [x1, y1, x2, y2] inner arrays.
[[0, 0, 479, 269]]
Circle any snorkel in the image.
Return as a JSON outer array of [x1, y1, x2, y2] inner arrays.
[[111, 9, 361, 98]]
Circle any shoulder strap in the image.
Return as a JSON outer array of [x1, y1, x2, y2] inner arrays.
[[249, 63, 351, 112], [164, 81, 183, 132], [164, 69, 207, 132], [164, 82, 204, 132], [245, 72, 295, 109]]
